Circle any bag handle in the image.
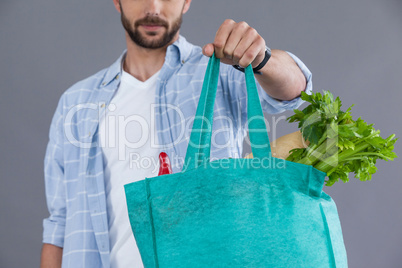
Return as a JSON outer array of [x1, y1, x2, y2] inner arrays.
[[182, 54, 271, 171]]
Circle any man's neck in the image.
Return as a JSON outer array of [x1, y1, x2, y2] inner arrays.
[[123, 33, 180, 82]]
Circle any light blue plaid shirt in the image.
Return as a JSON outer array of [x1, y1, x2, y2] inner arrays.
[[43, 35, 312, 267]]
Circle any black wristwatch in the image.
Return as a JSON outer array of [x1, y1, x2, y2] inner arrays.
[[233, 46, 271, 75]]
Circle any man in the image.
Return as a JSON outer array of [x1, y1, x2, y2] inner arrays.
[[41, 0, 311, 267]]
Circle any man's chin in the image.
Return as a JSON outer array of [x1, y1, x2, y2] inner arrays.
[[138, 31, 165, 43], [135, 39, 167, 49], [128, 27, 179, 49], [140, 38, 166, 47]]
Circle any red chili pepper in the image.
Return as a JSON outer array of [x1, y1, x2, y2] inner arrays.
[[158, 152, 172, 175]]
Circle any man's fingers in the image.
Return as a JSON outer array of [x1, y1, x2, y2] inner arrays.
[[204, 19, 266, 66], [223, 21, 250, 62], [237, 31, 265, 67], [213, 19, 236, 59], [238, 42, 261, 68]]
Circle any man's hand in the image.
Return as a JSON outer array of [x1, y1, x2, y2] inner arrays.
[[202, 19, 306, 101], [202, 19, 266, 68], [40, 243, 62, 268]]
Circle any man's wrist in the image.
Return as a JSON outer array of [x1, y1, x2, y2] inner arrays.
[[233, 46, 271, 75]]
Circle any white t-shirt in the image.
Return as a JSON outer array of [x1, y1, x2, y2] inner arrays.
[[99, 69, 161, 268]]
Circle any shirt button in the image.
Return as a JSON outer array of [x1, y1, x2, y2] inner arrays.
[[181, 60, 185, 64], [88, 131, 91, 137], [100, 103, 105, 108], [116, 74, 120, 79], [101, 82, 106, 86]]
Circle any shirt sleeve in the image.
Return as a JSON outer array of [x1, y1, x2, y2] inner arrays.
[[42, 95, 66, 248], [256, 51, 313, 114]]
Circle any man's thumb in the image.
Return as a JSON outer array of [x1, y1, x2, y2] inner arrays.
[[202, 43, 214, 57]]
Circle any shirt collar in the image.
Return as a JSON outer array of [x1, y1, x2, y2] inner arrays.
[[170, 35, 193, 65], [100, 35, 192, 88]]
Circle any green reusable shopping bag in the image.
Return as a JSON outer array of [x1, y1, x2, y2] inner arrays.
[[124, 55, 348, 267]]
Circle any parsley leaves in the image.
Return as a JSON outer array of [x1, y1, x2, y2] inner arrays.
[[286, 91, 398, 186]]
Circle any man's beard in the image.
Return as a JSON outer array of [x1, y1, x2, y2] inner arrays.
[[120, 8, 183, 49]]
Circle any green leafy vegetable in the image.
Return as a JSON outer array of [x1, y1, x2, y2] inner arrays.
[[287, 91, 398, 186]]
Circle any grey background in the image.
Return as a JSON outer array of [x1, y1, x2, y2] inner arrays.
[[1, 0, 401, 267]]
